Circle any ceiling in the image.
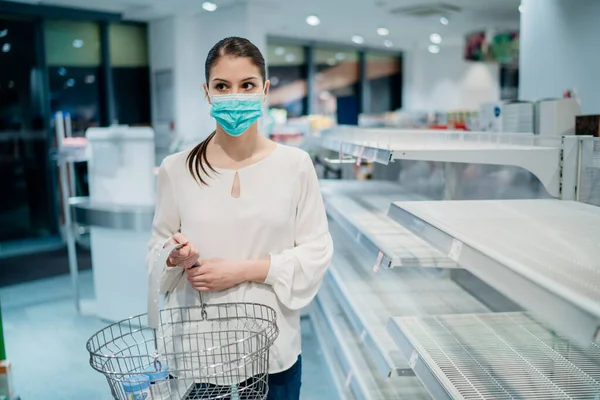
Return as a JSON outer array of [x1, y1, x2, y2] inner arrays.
[[5, 0, 521, 50]]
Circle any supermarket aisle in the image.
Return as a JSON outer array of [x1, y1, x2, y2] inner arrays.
[[1, 271, 335, 399]]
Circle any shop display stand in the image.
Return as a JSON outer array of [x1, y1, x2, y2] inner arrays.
[[321, 127, 582, 200], [321, 182, 457, 269], [388, 312, 600, 400], [388, 199, 600, 347], [313, 128, 599, 399], [312, 280, 430, 400], [324, 221, 488, 380]]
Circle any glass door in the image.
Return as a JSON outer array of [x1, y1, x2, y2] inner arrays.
[[0, 15, 55, 243]]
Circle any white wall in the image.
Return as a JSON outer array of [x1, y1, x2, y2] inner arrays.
[[519, 0, 600, 114], [403, 45, 500, 112]]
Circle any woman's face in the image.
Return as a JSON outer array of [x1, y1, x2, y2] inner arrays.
[[204, 56, 269, 99]]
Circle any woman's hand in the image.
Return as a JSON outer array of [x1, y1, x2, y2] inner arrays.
[[186, 259, 246, 292], [164, 233, 199, 269]]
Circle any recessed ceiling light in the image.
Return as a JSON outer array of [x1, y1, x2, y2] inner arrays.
[[0, 29, 7, 38], [85, 75, 95, 84], [518, 4, 524, 12], [430, 33, 442, 44], [66, 78, 76, 87], [335, 52, 346, 61], [202, 2, 217, 12], [306, 15, 320, 26], [274, 46, 286, 56], [428, 44, 440, 54], [377, 27, 389, 36], [72, 39, 84, 48], [285, 53, 296, 63], [384, 40, 393, 48], [351, 35, 364, 44], [270, 76, 280, 86], [440, 17, 449, 25], [1, 43, 10, 53]]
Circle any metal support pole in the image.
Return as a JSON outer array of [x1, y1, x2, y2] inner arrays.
[[64, 113, 77, 198], [55, 112, 80, 312], [560, 135, 583, 201]]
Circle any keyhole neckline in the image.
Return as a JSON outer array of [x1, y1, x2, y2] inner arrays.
[[211, 143, 280, 173]]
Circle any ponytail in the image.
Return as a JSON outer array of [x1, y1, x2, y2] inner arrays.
[[186, 131, 217, 185]]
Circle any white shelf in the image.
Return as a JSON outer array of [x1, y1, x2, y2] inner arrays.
[[312, 283, 430, 400], [320, 180, 457, 269], [309, 298, 352, 400], [388, 199, 600, 346], [321, 127, 567, 197], [326, 221, 489, 379], [388, 312, 600, 400]]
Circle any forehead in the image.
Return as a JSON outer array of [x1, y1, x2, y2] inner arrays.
[[210, 56, 262, 81]]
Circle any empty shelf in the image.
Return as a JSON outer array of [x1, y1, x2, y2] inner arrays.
[[322, 185, 457, 268], [388, 199, 600, 346], [309, 301, 351, 400], [388, 312, 600, 400], [321, 127, 564, 197], [312, 283, 430, 400], [326, 221, 489, 378]]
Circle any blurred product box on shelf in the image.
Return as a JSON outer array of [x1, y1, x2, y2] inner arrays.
[[503, 101, 535, 133], [575, 114, 600, 137], [0, 361, 14, 399], [480, 102, 505, 132], [536, 97, 580, 136]]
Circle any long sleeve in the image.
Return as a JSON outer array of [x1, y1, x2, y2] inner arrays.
[[147, 159, 184, 295], [265, 153, 333, 310]]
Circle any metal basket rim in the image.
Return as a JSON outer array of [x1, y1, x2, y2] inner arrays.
[[86, 302, 278, 359]]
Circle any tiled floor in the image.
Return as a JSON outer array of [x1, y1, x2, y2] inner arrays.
[[1, 272, 336, 400]]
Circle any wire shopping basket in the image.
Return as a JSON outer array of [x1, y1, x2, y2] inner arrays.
[[86, 244, 279, 400]]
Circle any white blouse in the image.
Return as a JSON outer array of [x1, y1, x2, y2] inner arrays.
[[147, 143, 333, 374]]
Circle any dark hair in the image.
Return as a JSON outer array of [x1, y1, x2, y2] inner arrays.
[[187, 37, 266, 184]]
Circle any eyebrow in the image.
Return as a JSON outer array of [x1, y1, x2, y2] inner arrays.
[[212, 76, 259, 83]]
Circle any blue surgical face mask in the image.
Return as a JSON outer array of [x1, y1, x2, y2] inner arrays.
[[210, 93, 264, 137]]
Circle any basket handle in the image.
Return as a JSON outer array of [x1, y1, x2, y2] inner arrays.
[[148, 243, 182, 329]]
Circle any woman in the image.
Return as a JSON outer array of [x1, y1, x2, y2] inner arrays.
[[148, 36, 333, 399]]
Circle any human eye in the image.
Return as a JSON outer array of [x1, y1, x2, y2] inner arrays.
[[215, 83, 228, 91], [242, 82, 255, 91]]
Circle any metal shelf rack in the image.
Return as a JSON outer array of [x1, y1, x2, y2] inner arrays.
[[388, 312, 600, 400], [388, 199, 600, 347], [320, 126, 581, 199], [320, 180, 457, 269], [325, 221, 489, 380], [311, 281, 430, 400]]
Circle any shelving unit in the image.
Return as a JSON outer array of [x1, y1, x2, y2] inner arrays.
[[320, 127, 580, 199], [388, 199, 600, 346], [320, 181, 457, 269], [388, 312, 600, 400], [311, 281, 430, 400], [313, 127, 600, 400], [324, 221, 489, 381]]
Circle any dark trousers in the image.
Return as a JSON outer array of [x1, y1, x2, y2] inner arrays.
[[186, 355, 302, 400], [266, 355, 302, 400]]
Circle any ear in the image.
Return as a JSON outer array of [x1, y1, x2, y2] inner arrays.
[[203, 83, 211, 104], [263, 80, 271, 98]]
